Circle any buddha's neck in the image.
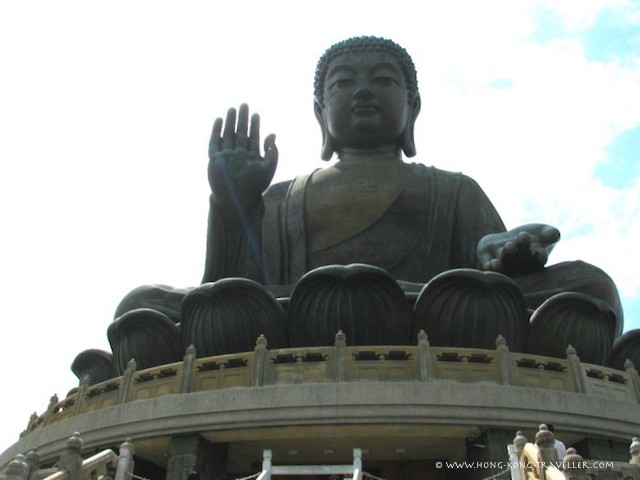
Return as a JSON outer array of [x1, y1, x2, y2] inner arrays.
[[337, 146, 402, 165]]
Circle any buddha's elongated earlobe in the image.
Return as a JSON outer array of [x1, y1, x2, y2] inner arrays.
[[314, 100, 334, 161], [401, 95, 421, 158]]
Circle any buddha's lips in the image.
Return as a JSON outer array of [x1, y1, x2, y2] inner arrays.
[[351, 103, 379, 114]]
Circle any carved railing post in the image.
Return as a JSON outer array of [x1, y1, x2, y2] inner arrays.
[[57, 432, 83, 480], [353, 448, 362, 472], [508, 431, 527, 480], [562, 447, 589, 480], [334, 331, 347, 382], [252, 335, 268, 387], [624, 359, 640, 403], [180, 345, 197, 393], [74, 375, 90, 416], [566, 345, 587, 394], [114, 438, 135, 480], [42, 394, 59, 426], [24, 450, 39, 480], [496, 335, 513, 385], [417, 330, 432, 381], [536, 424, 559, 477], [630, 437, 640, 465], [513, 431, 528, 459], [23, 412, 38, 437], [5, 454, 29, 480], [118, 359, 137, 404], [262, 449, 272, 480]]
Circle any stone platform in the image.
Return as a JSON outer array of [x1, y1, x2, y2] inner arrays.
[[2, 334, 639, 476]]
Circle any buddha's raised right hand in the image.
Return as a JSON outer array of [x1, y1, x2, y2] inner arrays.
[[208, 104, 278, 219]]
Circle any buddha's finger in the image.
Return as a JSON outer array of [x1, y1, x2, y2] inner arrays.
[[478, 250, 496, 271], [263, 134, 278, 172], [208, 117, 223, 155], [516, 231, 531, 247], [502, 241, 518, 257], [484, 258, 503, 272], [236, 104, 249, 149], [249, 113, 261, 154], [533, 246, 548, 265], [542, 226, 561, 245], [223, 107, 237, 150]]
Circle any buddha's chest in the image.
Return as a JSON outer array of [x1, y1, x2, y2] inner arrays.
[[305, 163, 413, 253]]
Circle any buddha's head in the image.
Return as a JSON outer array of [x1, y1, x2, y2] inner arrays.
[[314, 36, 421, 160]]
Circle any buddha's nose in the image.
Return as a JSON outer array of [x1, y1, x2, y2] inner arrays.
[[353, 86, 374, 101]]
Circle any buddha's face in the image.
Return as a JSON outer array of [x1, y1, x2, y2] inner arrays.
[[318, 51, 412, 152]]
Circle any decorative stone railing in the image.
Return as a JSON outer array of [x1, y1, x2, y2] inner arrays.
[[22, 331, 640, 437], [509, 426, 640, 480], [1, 433, 134, 480]]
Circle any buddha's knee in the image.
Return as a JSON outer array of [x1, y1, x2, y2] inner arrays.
[[114, 284, 191, 324], [515, 260, 623, 336]]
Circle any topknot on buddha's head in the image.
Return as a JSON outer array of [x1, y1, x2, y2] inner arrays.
[[314, 36, 419, 105]]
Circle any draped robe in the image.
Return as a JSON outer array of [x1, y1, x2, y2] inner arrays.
[[125, 162, 622, 336], [203, 163, 506, 286]]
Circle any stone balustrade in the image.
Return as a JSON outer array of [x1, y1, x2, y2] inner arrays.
[[0, 434, 133, 480], [513, 426, 640, 480], [22, 331, 640, 437]]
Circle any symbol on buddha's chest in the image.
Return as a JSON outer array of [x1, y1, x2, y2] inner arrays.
[[356, 179, 378, 193]]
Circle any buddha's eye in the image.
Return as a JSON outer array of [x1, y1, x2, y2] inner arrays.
[[372, 76, 398, 86], [330, 78, 356, 89]]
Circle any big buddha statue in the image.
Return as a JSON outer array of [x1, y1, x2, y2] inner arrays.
[[96, 36, 624, 381]]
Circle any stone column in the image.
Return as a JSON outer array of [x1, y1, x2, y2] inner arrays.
[[165, 435, 228, 480], [466, 428, 515, 480], [574, 436, 629, 462]]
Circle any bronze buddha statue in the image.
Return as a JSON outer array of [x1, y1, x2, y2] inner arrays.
[[98, 37, 624, 377]]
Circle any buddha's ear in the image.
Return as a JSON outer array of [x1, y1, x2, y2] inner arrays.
[[314, 99, 334, 161], [401, 94, 421, 158]]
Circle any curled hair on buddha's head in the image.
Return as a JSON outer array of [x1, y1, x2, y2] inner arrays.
[[314, 36, 419, 105]]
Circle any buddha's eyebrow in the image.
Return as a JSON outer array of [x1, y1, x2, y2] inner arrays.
[[327, 65, 357, 78], [370, 62, 402, 75]]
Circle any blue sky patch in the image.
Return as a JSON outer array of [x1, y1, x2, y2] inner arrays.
[[622, 295, 640, 332], [530, 4, 640, 64], [487, 78, 514, 90], [560, 223, 595, 241], [530, 7, 564, 43], [581, 7, 640, 62], [595, 126, 640, 189]]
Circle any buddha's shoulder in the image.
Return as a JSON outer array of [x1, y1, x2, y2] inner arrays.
[[264, 179, 293, 200], [406, 163, 481, 187], [262, 164, 482, 202]]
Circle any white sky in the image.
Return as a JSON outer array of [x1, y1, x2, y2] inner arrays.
[[1, 0, 639, 455]]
